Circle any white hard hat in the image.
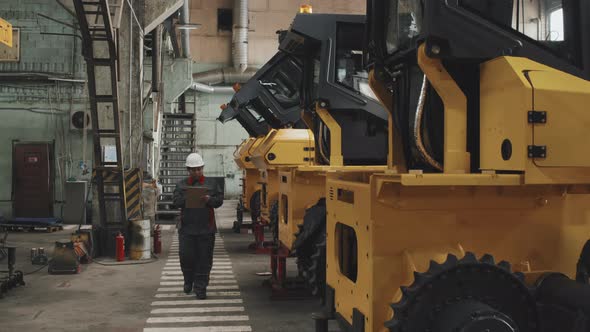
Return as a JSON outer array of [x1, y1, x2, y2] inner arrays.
[[186, 153, 204, 167]]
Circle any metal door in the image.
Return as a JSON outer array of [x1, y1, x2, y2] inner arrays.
[[13, 143, 53, 218]]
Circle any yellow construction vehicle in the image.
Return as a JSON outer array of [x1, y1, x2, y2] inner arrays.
[[247, 13, 390, 296], [219, 52, 307, 247], [232, 137, 263, 229], [315, 0, 590, 331]]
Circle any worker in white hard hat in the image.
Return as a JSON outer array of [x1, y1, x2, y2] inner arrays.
[[172, 152, 224, 300]]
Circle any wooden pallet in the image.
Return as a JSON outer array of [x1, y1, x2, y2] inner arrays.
[[0, 224, 63, 233]]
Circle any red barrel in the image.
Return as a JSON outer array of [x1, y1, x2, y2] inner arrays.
[[116, 232, 125, 261]]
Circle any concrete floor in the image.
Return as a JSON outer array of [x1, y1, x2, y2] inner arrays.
[[0, 200, 340, 332]]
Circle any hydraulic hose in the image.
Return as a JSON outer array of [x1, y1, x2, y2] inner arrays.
[[414, 75, 443, 171]]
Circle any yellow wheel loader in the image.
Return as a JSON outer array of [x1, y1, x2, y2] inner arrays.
[[219, 51, 307, 246], [315, 0, 590, 331], [248, 13, 390, 297]]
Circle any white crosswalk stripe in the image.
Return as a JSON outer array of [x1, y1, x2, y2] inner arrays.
[[157, 285, 239, 292], [164, 265, 233, 269], [162, 270, 234, 275], [147, 315, 249, 323], [144, 326, 251, 332], [161, 275, 235, 280], [151, 299, 243, 306], [160, 280, 237, 286], [154, 291, 241, 298], [151, 306, 244, 314], [145, 231, 250, 332]]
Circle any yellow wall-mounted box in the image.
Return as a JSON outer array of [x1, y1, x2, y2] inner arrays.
[[0, 18, 12, 47]]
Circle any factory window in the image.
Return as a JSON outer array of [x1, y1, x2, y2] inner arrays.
[[336, 223, 358, 282], [335, 23, 378, 101], [245, 104, 265, 123], [218, 8, 233, 32], [259, 57, 303, 109], [459, 0, 578, 66], [549, 8, 564, 41]]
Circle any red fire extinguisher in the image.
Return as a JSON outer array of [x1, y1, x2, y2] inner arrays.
[[153, 225, 162, 254], [116, 232, 125, 261]]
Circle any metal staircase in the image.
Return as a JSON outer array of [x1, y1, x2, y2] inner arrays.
[[157, 113, 196, 217]]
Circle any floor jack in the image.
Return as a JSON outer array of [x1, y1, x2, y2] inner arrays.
[[248, 222, 274, 254], [263, 244, 311, 300], [0, 232, 25, 298], [234, 199, 274, 254]]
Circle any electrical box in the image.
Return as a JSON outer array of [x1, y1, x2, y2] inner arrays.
[[0, 18, 12, 47], [0, 28, 18, 61], [63, 181, 87, 224]]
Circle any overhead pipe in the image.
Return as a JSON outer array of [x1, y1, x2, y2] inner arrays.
[[190, 0, 253, 93], [192, 67, 258, 85], [180, 0, 190, 58], [190, 82, 235, 94], [232, 0, 248, 73], [152, 25, 163, 92]]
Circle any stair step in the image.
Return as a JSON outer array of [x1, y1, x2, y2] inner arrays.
[[161, 132, 194, 134], [164, 120, 195, 128], [158, 167, 187, 171], [160, 146, 193, 149], [161, 130, 194, 133], [161, 151, 192, 155], [163, 113, 195, 118], [160, 175, 188, 179], [157, 210, 181, 215]]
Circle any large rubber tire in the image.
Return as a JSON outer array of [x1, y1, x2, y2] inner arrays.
[[293, 199, 327, 299], [233, 199, 244, 233], [269, 200, 278, 243], [385, 253, 537, 332], [249, 190, 261, 223], [306, 231, 326, 298]]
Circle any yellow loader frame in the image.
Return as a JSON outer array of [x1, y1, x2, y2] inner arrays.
[[324, 45, 590, 332]]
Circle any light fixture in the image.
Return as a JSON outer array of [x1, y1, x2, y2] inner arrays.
[[176, 23, 202, 30], [299, 5, 313, 14]]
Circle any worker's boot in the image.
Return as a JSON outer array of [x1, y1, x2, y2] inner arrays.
[[195, 288, 207, 300], [183, 282, 193, 294]]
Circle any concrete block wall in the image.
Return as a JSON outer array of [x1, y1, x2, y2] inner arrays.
[[0, 0, 90, 218], [189, 0, 365, 65], [0, 0, 85, 76]]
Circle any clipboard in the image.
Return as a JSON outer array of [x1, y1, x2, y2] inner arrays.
[[185, 187, 208, 208]]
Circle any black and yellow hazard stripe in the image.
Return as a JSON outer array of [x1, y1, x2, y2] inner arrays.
[[124, 168, 142, 221], [92, 169, 121, 183]]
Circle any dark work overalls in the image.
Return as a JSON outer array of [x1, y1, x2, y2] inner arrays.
[[172, 176, 224, 297]]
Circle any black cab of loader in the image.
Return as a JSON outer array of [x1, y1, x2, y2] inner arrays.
[[269, 14, 390, 165], [366, 0, 590, 172], [218, 51, 307, 135]]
